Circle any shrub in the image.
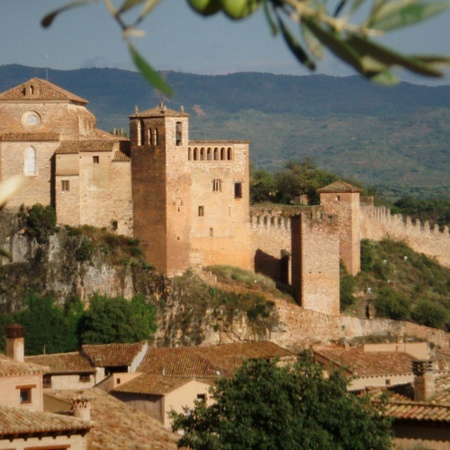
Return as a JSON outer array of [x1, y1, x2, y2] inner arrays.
[[411, 301, 449, 329], [20, 204, 58, 244], [75, 238, 94, 262], [374, 287, 410, 321], [340, 261, 355, 311]]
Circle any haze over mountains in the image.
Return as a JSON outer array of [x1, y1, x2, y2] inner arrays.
[[1, 64, 449, 199]]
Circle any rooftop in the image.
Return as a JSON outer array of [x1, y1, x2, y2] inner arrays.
[[26, 352, 95, 374], [46, 388, 179, 450], [317, 180, 363, 194], [0, 354, 48, 377], [314, 346, 416, 377], [82, 341, 147, 367]]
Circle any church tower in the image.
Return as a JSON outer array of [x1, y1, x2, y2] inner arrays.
[[130, 103, 191, 276]]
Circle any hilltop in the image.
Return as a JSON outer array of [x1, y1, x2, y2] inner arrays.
[[0, 64, 449, 199]]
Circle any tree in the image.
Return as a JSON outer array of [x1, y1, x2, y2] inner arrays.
[[43, 1, 450, 94], [171, 357, 393, 450], [77, 293, 157, 344], [411, 300, 449, 329], [18, 203, 58, 244], [374, 286, 410, 321]]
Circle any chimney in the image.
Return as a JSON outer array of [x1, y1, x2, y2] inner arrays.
[[412, 360, 435, 402], [72, 395, 91, 421], [6, 324, 24, 362]]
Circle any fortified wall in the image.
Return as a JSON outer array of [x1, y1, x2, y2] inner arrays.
[[360, 203, 450, 268]]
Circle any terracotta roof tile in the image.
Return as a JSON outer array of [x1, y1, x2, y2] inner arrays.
[[112, 150, 131, 162], [113, 374, 198, 395], [82, 342, 146, 367], [317, 180, 363, 193], [314, 347, 416, 377], [46, 388, 179, 449], [139, 342, 295, 378], [1, 132, 60, 141], [0, 78, 88, 104], [0, 404, 90, 438], [26, 352, 95, 374], [0, 354, 48, 376]]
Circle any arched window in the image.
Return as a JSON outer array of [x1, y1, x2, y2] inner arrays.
[[176, 121, 182, 146], [148, 128, 152, 145], [200, 148, 205, 161], [25, 146, 37, 176], [220, 148, 225, 160], [207, 148, 212, 160], [152, 129, 159, 146], [214, 148, 218, 160], [140, 120, 145, 146], [227, 147, 233, 160]]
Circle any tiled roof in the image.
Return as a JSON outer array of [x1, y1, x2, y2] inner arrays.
[[113, 374, 194, 395], [56, 140, 116, 154], [112, 150, 131, 162], [46, 388, 179, 449], [0, 132, 60, 141], [82, 342, 146, 367], [0, 354, 48, 376], [25, 352, 95, 374], [314, 346, 416, 377], [130, 102, 188, 119], [370, 373, 450, 423], [0, 78, 88, 104], [139, 342, 295, 378], [317, 180, 363, 193], [0, 404, 90, 438]]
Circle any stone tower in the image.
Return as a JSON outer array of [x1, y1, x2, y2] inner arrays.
[[130, 103, 191, 276], [318, 181, 362, 276]]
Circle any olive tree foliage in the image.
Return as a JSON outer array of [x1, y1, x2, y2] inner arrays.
[[42, 0, 450, 95], [170, 357, 393, 450]]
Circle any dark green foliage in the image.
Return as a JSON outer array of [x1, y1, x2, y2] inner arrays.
[[374, 287, 410, 321], [360, 239, 376, 271], [249, 167, 277, 203], [78, 293, 156, 344], [394, 196, 450, 227], [19, 204, 57, 244], [340, 261, 356, 311], [171, 357, 393, 450], [10, 291, 82, 355], [75, 238, 95, 262], [411, 300, 449, 329]]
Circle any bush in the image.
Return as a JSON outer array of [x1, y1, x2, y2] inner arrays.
[[374, 287, 410, 321], [340, 261, 355, 311], [20, 204, 57, 244], [411, 301, 449, 329], [360, 239, 375, 271], [75, 238, 95, 262]]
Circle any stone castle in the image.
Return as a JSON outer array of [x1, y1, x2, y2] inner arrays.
[[1, 78, 449, 316]]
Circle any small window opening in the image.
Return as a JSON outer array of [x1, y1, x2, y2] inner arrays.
[[220, 148, 225, 160], [209, 228, 214, 237], [30, 85, 34, 95], [43, 375, 52, 388], [17, 385, 35, 404], [200, 148, 205, 161], [227, 147, 233, 160], [80, 374, 90, 383], [93, 156, 99, 164], [153, 128, 159, 146], [207, 148, 212, 160], [61, 180, 70, 192], [139, 120, 145, 146], [25, 146, 37, 176], [176, 121, 182, 146], [212, 179, 222, 192], [234, 182, 243, 198], [214, 148, 218, 160], [193, 148, 198, 160], [117, 378, 121, 385], [335, 195, 340, 201], [197, 393, 207, 402], [198, 206, 204, 217]]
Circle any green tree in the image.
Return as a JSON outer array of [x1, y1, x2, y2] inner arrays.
[[171, 357, 393, 450], [12, 291, 81, 355], [43, 1, 450, 94], [78, 293, 157, 344], [18, 203, 58, 244], [340, 261, 356, 311], [249, 167, 277, 204]]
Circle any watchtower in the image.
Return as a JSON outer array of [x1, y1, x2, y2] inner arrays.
[[318, 181, 362, 275], [130, 103, 191, 276]]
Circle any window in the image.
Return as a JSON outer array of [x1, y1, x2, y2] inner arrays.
[[198, 206, 204, 217], [43, 374, 52, 388], [61, 180, 70, 192], [197, 393, 207, 402], [207, 148, 212, 160], [176, 121, 182, 146], [139, 120, 145, 146], [152, 128, 159, 146], [213, 179, 222, 192], [93, 156, 99, 164], [227, 147, 233, 160], [234, 182, 243, 198], [79, 374, 90, 383], [17, 384, 35, 404], [25, 146, 37, 176], [214, 148, 218, 160]]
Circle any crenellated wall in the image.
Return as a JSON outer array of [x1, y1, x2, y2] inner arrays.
[[360, 204, 450, 268]]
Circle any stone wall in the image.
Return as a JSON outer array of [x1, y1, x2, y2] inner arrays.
[[360, 204, 450, 267]]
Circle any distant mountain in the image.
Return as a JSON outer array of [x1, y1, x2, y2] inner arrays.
[[1, 64, 449, 198]]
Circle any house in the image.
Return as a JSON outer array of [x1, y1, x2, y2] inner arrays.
[[0, 325, 91, 450], [313, 342, 422, 391], [370, 361, 450, 450]]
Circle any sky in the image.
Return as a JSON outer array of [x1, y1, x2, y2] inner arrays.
[[1, 0, 449, 85]]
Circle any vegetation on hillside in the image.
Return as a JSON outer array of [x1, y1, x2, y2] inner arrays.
[[346, 239, 450, 330], [392, 196, 450, 228], [171, 357, 393, 450]]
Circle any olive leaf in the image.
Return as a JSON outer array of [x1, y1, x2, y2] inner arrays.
[[42, 0, 98, 27], [263, 0, 278, 36], [277, 17, 316, 70], [127, 42, 174, 96]]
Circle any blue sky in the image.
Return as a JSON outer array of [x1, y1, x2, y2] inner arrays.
[[1, 0, 449, 84]]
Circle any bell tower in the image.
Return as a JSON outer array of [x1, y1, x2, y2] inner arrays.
[[130, 103, 191, 276]]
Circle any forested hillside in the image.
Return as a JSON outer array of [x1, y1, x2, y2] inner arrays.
[[1, 64, 449, 199]]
